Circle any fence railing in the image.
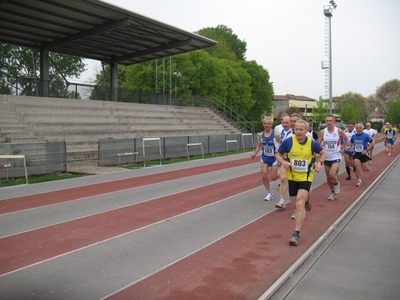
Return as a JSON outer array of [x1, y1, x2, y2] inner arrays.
[[0, 141, 66, 179], [210, 97, 255, 134]]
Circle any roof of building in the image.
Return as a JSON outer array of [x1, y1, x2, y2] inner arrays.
[[273, 94, 316, 101], [0, 0, 217, 65], [369, 111, 386, 118]]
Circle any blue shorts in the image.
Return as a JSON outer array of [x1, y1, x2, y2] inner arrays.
[[387, 138, 395, 145], [344, 149, 355, 156], [261, 155, 277, 166], [324, 159, 341, 167]]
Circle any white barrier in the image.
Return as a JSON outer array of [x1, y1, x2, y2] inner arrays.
[[117, 152, 139, 164], [142, 137, 162, 167], [241, 133, 254, 152], [186, 143, 204, 160], [226, 140, 238, 155], [0, 155, 28, 183]]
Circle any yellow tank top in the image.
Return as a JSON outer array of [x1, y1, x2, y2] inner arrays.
[[286, 136, 315, 182]]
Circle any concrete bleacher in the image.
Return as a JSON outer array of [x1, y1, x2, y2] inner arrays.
[[0, 95, 241, 161]]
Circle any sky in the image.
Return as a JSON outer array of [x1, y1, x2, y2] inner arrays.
[[79, 0, 400, 100]]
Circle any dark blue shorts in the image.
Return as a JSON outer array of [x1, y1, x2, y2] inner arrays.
[[323, 159, 341, 167]]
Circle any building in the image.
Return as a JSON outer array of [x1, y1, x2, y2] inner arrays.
[[273, 94, 340, 122]]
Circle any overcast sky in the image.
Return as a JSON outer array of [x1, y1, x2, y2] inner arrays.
[[81, 0, 400, 100]]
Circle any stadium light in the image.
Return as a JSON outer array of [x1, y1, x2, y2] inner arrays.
[[323, 0, 337, 114]]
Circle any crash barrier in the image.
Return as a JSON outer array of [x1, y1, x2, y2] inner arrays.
[[0, 142, 66, 179]]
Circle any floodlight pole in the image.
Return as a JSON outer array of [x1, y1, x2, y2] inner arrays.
[[323, 1, 336, 114]]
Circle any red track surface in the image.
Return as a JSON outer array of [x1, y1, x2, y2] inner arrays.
[[1, 144, 395, 299]]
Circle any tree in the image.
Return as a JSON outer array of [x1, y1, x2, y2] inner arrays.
[[385, 99, 400, 125], [241, 60, 274, 120], [334, 92, 368, 122], [374, 79, 400, 113], [339, 104, 364, 123], [0, 44, 85, 97], [196, 25, 247, 60], [311, 97, 329, 125]]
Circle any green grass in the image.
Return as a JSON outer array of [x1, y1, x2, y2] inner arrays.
[[0, 173, 85, 188], [0, 149, 252, 187]]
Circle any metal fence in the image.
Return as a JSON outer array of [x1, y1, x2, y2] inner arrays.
[[0, 141, 66, 179], [98, 133, 256, 166]]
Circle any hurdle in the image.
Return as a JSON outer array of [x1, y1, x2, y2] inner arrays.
[[241, 133, 254, 152], [186, 142, 204, 160], [142, 137, 162, 167], [226, 139, 238, 155], [117, 152, 138, 165], [0, 155, 28, 184]]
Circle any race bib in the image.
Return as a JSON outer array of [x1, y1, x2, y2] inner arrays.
[[325, 141, 337, 151], [263, 146, 274, 156], [291, 158, 308, 172], [354, 141, 363, 152]]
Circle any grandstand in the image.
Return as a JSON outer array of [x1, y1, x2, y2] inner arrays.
[[0, 95, 241, 162]]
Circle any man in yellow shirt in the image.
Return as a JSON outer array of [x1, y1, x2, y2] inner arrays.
[[276, 119, 326, 246]]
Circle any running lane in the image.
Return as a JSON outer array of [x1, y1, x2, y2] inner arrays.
[[106, 148, 396, 299]]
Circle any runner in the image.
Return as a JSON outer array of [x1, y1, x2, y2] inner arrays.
[[317, 114, 348, 201], [343, 121, 356, 180], [383, 122, 390, 152], [384, 123, 397, 156], [363, 122, 377, 164], [275, 113, 313, 220], [276, 119, 326, 246], [349, 123, 373, 187], [251, 117, 279, 200], [274, 115, 292, 209]]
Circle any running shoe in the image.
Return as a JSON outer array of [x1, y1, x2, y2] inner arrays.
[[275, 199, 286, 208], [366, 166, 370, 172], [290, 212, 296, 220], [334, 181, 341, 195], [305, 196, 311, 212], [264, 192, 274, 201], [388, 153, 391, 156], [328, 192, 335, 201], [345, 175, 351, 180], [289, 230, 300, 246], [356, 179, 362, 187]]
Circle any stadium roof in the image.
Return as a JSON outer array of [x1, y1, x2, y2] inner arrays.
[[0, 0, 217, 65]]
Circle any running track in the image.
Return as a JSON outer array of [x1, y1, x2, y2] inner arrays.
[[0, 140, 396, 299]]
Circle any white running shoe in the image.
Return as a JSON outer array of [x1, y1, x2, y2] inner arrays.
[[264, 192, 274, 201], [275, 199, 286, 208], [328, 192, 336, 201], [334, 181, 341, 195], [290, 212, 296, 219], [388, 153, 391, 156], [356, 179, 362, 187]]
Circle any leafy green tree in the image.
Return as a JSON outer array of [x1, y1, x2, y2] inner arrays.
[[197, 25, 247, 60], [0, 44, 85, 97], [311, 97, 329, 125], [339, 104, 364, 123], [385, 98, 400, 125], [374, 79, 400, 113], [241, 60, 274, 120], [91, 25, 274, 121], [335, 92, 368, 121]]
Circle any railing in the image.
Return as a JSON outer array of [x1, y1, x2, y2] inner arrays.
[[210, 97, 255, 134]]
